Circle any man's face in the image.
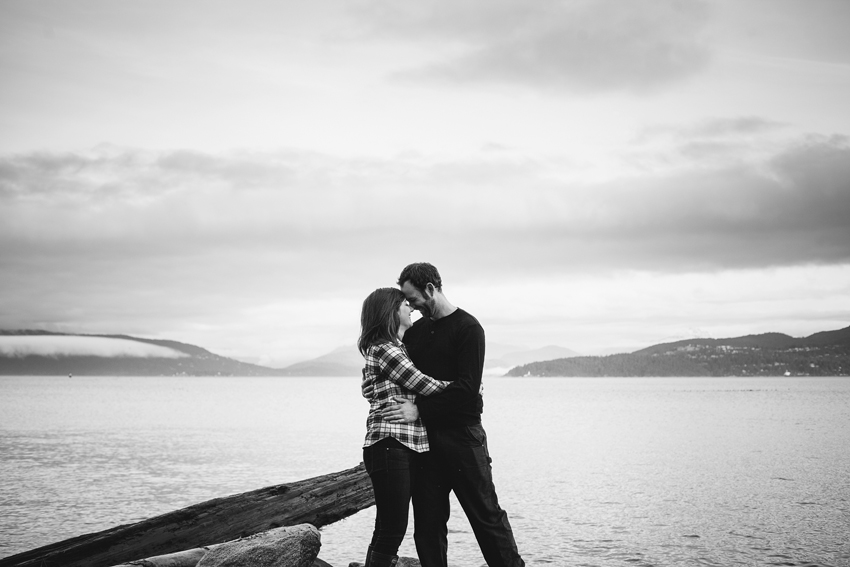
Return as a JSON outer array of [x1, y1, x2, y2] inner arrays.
[[400, 280, 434, 318]]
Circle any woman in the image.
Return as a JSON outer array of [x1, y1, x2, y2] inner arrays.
[[358, 287, 451, 567]]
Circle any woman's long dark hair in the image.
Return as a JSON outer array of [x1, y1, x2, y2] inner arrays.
[[358, 287, 405, 356]]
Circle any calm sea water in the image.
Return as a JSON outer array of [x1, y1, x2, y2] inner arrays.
[[1, 376, 848, 567]]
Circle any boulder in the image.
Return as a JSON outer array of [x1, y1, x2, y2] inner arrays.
[[196, 525, 321, 567], [113, 548, 208, 566], [348, 558, 420, 567]]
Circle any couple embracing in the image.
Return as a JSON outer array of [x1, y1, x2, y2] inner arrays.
[[358, 262, 525, 567]]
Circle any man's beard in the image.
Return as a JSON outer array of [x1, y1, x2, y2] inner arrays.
[[421, 298, 436, 318]]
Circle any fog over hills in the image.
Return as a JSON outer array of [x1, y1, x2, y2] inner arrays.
[[0, 331, 280, 376]]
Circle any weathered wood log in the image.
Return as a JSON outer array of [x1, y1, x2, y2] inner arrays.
[[0, 464, 373, 567]]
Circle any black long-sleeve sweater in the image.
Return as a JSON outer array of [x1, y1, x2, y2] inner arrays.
[[403, 307, 485, 429]]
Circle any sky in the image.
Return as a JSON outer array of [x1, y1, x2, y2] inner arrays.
[[1, 0, 849, 367]]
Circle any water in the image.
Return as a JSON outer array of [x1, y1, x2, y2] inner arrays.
[[1, 376, 849, 567]]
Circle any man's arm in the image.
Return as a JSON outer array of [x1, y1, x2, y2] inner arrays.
[[382, 396, 419, 423]]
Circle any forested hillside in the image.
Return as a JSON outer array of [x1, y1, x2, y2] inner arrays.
[[507, 326, 850, 377]]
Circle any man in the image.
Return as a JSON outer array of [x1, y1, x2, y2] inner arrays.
[[367, 262, 524, 567]]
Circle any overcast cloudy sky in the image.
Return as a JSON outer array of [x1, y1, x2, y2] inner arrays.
[[2, 0, 849, 367]]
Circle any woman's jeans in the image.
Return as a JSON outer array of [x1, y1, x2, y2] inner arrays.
[[363, 437, 419, 556]]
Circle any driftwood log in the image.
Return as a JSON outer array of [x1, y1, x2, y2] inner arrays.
[[0, 464, 373, 567]]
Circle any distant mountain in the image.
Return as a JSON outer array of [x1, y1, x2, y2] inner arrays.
[[632, 332, 802, 354], [276, 344, 363, 376], [506, 326, 850, 377], [277, 342, 583, 376], [0, 331, 283, 376]]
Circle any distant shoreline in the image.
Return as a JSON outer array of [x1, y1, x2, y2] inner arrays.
[[3, 325, 848, 377]]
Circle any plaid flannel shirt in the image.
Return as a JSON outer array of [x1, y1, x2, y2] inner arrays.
[[363, 340, 450, 453]]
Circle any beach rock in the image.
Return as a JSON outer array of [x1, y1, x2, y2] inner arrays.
[[348, 557, 420, 567], [312, 559, 334, 567], [112, 547, 209, 566], [196, 524, 321, 567]]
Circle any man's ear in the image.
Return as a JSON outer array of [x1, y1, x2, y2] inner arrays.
[[425, 283, 435, 297]]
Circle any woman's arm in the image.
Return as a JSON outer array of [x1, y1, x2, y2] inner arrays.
[[377, 343, 450, 396]]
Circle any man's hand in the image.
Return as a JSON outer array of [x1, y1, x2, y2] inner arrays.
[[382, 396, 419, 423], [361, 368, 374, 399]]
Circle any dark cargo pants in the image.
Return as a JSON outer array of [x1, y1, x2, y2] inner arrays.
[[412, 423, 524, 567]]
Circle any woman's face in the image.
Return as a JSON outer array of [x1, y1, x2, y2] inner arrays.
[[397, 300, 413, 334]]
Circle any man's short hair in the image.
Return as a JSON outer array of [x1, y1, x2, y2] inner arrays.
[[398, 262, 443, 293]]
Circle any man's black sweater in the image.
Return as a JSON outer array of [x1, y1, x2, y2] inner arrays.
[[402, 307, 485, 429]]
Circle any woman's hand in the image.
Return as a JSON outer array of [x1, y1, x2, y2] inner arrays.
[[382, 396, 419, 423]]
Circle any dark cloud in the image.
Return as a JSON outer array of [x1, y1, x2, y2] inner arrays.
[[0, 148, 176, 203], [2, 135, 849, 268], [624, 117, 792, 172], [579, 135, 850, 270], [1, 135, 848, 317], [356, 0, 713, 92], [686, 117, 787, 137], [716, 0, 850, 65], [633, 117, 787, 145]]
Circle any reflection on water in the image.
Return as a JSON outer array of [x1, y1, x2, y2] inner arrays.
[[1, 376, 849, 566]]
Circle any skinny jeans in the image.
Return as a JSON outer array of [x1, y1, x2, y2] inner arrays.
[[412, 423, 524, 567], [363, 436, 420, 555]]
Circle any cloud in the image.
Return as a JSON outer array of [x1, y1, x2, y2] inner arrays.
[[0, 336, 189, 358], [355, 0, 713, 92], [0, 132, 848, 359], [712, 0, 850, 65], [563, 134, 850, 271], [635, 116, 787, 144], [1, 134, 849, 274]]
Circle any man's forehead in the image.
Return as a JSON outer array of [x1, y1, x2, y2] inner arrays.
[[400, 281, 421, 298]]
